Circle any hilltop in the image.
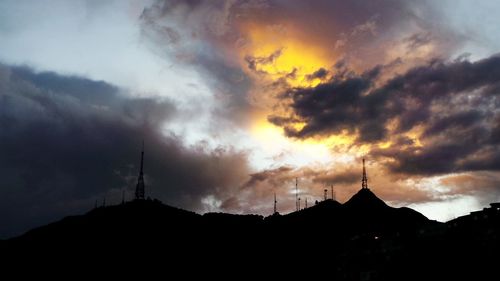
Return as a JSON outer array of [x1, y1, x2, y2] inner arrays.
[[6, 188, 431, 247], [3, 188, 500, 280]]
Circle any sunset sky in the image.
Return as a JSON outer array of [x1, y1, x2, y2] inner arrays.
[[1, 0, 500, 238]]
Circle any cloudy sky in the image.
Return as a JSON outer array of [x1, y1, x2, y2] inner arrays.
[[1, 0, 500, 238]]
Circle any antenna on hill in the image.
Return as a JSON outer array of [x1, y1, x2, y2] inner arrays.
[[135, 140, 146, 200], [331, 184, 335, 201], [362, 158, 368, 190], [298, 197, 301, 211], [305, 197, 308, 209], [324, 188, 328, 201], [295, 177, 299, 212], [102, 197, 106, 207], [274, 192, 277, 214]]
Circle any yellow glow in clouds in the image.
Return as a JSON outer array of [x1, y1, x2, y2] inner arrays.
[[241, 24, 359, 164], [250, 115, 332, 165], [250, 114, 358, 166], [243, 25, 332, 87]]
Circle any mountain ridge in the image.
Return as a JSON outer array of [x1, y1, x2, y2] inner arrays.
[[3, 188, 500, 280], [5, 187, 431, 245]]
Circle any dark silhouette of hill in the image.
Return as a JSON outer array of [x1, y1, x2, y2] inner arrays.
[[344, 188, 388, 209], [269, 188, 429, 242], [2, 189, 500, 280], [342, 188, 429, 235]]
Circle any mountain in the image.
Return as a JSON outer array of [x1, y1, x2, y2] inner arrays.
[[344, 188, 388, 209], [341, 188, 429, 235], [4, 188, 429, 250], [268, 188, 429, 241], [3, 189, 500, 280]]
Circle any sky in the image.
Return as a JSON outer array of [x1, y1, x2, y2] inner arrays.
[[1, 0, 500, 238]]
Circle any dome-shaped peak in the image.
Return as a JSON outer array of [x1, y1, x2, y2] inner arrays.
[[344, 188, 387, 210]]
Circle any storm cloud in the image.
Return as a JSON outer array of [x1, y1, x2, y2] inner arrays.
[[139, 0, 460, 112], [0, 64, 250, 238], [271, 55, 500, 175]]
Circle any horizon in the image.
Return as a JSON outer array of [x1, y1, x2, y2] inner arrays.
[[89, 179, 496, 223], [1, 0, 500, 238]]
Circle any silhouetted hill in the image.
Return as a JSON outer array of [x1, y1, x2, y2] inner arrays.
[[342, 188, 429, 235], [3, 189, 432, 249], [268, 188, 430, 242], [8, 199, 202, 247], [344, 188, 388, 209], [3, 190, 500, 280], [281, 198, 342, 220]]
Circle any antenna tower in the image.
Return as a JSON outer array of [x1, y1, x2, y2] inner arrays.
[[362, 158, 368, 189], [274, 192, 277, 214]]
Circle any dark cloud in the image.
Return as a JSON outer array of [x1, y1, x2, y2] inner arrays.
[[242, 166, 293, 189], [270, 69, 377, 141], [8, 65, 120, 106], [306, 68, 329, 81], [421, 110, 485, 138], [0, 64, 250, 238], [139, 0, 459, 122], [271, 55, 500, 175]]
